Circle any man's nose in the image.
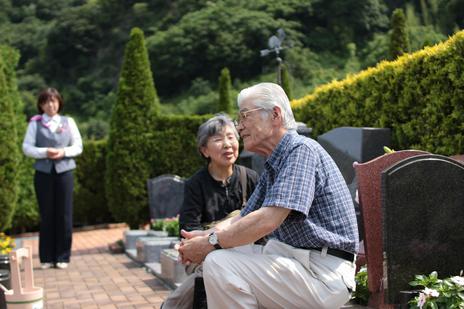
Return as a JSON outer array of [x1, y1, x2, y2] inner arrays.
[[236, 121, 244, 133]]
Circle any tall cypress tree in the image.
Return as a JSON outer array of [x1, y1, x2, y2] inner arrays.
[[280, 63, 293, 100], [389, 8, 410, 60], [218, 67, 233, 115], [106, 28, 160, 228], [0, 47, 19, 231], [1, 46, 39, 232]]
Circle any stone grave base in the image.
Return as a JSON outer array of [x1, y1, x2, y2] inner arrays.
[[123, 230, 149, 250], [136, 237, 179, 263]]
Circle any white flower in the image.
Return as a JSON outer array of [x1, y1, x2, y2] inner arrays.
[[423, 287, 439, 297], [450, 276, 464, 286], [418, 292, 427, 309]]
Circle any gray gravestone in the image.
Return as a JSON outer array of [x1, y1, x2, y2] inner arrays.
[[147, 175, 185, 219], [382, 154, 464, 304], [318, 127, 391, 240], [318, 127, 391, 187]]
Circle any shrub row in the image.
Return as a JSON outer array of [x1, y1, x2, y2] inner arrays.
[[292, 30, 464, 155], [0, 46, 19, 231]]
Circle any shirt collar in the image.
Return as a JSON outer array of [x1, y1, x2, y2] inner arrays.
[[42, 113, 61, 123], [264, 131, 297, 173]]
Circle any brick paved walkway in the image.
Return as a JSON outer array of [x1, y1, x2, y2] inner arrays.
[[19, 226, 170, 309]]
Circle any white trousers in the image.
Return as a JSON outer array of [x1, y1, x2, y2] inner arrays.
[[162, 265, 202, 309], [203, 239, 356, 309], [162, 245, 258, 309]]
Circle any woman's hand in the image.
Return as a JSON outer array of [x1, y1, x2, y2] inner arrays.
[[47, 148, 65, 160]]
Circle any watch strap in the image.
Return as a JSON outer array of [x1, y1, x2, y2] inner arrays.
[[209, 232, 222, 249]]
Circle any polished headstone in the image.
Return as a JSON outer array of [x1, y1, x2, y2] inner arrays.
[[354, 150, 428, 308], [382, 154, 464, 304], [147, 175, 185, 219], [318, 127, 391, 188], [318, 127, 391, 243]]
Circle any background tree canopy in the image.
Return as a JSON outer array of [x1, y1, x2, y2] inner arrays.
[[0, 0, 460, 138]]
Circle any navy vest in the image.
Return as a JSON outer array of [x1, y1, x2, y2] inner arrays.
[[34, 116, 76, 174]]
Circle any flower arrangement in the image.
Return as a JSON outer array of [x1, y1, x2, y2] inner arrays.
[[409, 271, 464, 308], [151, 216, 179, 237], [352, 266, 369, 305], [0, 232, 15, 255]]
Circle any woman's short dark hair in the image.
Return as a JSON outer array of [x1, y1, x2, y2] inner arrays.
[[37, 88, 64, 114]]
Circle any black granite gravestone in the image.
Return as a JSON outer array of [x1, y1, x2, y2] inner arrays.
[[381, 155, 464, 304], [147, 175, 185, 219], [318, 127, 391, 240], [318, 127, 391, 188]]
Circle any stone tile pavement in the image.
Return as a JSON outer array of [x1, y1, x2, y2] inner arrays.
[[15, 225, 367, 309], [19, 226, 170, 309]]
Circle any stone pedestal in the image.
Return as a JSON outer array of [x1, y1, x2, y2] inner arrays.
[[137, 238, 178, 263], [148, 230, 169, 237], [123, 230, 148, 250], [160, 249, 187, 286]]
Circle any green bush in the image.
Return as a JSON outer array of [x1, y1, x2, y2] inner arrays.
[[106, 27, 160, 228], [164, 219, 179, 237], [151, 217, 179, 237], [218, 67, 233, 115], [389, 8, 410, 60], [0, 46, 20, 231], [293, 30, 464, 156], [1, 46, 39, 233], [280, 63, 293, 100], [353, 267, 369, 305], [74, 140, 113, 226], [151, 219, 164, 231], [148, 115, 209, 178]]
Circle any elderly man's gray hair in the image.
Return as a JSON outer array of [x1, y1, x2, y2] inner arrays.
[[197, 114, 239, 154], [237, 82, 297, 130]]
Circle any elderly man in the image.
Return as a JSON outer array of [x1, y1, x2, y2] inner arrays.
[[178, 82, 359, 308]]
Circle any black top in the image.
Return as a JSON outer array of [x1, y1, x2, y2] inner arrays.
[[179, 164, 259, 232]]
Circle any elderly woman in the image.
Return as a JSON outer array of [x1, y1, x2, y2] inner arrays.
[[179, 113, 258, 232], [22, 88, 83, 270], [163, 114, 258, 309]]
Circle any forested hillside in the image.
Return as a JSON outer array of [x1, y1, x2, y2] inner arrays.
[[0, 0, 462, 138]]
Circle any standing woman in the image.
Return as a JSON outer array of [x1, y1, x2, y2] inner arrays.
[[22, 88, 83, 269]]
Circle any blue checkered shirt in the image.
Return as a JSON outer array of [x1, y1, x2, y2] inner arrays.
[[241, 131, 359, 254]]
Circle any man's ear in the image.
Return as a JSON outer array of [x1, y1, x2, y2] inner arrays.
[[273, 106, 282, 120]]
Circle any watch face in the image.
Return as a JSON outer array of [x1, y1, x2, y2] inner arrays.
[[209, 232, 218, 245]]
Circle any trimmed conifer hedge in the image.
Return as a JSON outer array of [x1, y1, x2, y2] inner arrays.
[[218, 67, 233, 114], [292, 30, 464, 155], [1, 46, 39, 232], [0, 46, 19, 231], [106, 27, 161, 228], [74, 140, 113, 226]]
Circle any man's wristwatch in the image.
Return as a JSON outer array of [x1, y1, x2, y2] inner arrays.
[[208, 232, 222, 249]]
